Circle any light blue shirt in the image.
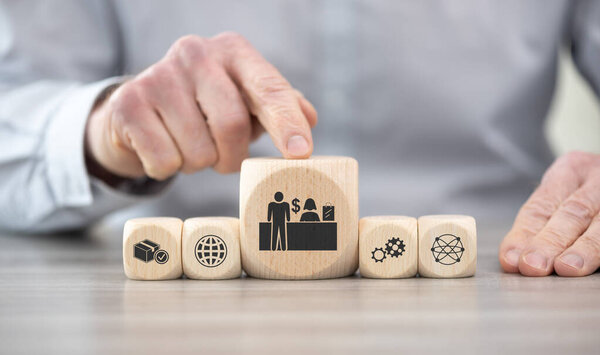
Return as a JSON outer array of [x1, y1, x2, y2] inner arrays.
[[0, 0, 599, 232]]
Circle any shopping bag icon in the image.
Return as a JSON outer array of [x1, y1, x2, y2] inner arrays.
[[322, 203, 335, 221]]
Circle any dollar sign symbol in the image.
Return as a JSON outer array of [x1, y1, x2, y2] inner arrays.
[[291, 198, 301, 214]]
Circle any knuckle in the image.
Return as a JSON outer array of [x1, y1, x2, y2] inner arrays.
[[132, 74, 156, 93], [516, 222, 542, 239], [185, 145, 218, 172], [539, 226, 572, 250], [269, 106, 301, 128], [147, 60, 180, 87], [172, 35, 209, 65], [151, 155, 182, 179], [521, 196, 560, 221], [214, 112, 250, 138], [560, 197, 596, 226], [252, 74, 291, 100], [110, 86, 145, 123], [112, 83, 142, 107]]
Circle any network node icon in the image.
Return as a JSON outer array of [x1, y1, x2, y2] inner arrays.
[[430, 234, 465, 265]]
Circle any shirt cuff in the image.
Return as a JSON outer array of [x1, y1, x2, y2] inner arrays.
[[45, 77, 124, 207]]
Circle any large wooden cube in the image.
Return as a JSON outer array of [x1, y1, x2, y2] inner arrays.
[[240, 156, 359, 279]]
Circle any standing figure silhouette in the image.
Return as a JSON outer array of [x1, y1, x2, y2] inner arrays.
[[267, 191, 290, 251]]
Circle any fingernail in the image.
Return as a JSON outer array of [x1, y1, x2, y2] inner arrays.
[[560, 254, 584, 270], [286, 135, 309, 157], [505, 249, 521, 267], [523, 252, 548, 270]]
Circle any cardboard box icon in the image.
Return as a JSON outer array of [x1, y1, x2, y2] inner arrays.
[[134, 239, 160, 262]]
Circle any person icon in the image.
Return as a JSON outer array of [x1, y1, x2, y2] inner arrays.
[[300, 198, 320, 221], [267, 191, 290, 251]]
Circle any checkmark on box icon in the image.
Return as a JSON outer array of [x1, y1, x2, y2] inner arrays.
[[154, 250, 169, 264], [133, 239, 169, 265]]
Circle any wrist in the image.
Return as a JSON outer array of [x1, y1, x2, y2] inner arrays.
[[84, 82, 131, 187]]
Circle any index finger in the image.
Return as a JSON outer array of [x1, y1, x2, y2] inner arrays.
[[217, 33, 313, 158]]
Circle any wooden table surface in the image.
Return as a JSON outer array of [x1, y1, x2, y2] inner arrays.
[[0, 219, 598, 355]]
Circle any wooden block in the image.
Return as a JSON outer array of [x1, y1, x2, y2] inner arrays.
[[123, 217, 183, 280], [359, 216, 418, 278], [182, 217, 241, 280], [417, 215, 477, 278], [240, 156, 359, 279]]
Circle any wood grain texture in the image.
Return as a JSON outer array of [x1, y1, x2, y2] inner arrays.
[[182, 217, 241, 280], [1, 220, 599, 355], [123, 217, 183, 280], [418, 215, 476, 278], [240, 156, 359, 279], [359, 216, 418, 278]]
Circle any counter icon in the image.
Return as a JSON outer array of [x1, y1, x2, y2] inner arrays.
[[260, 191, 337, 251]]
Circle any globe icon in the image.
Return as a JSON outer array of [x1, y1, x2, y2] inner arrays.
[[195, 235, 228, 268], [430, 233, 465, 265]]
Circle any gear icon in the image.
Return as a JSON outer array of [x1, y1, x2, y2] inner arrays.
[[385, 237, 406, 258], [371, 247, 386, 263]]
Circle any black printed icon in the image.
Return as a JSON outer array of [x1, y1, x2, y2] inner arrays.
[[431, 234, 464, 265], [259, 191, 337, 251], [291, 197, 301, 214], [371, 247, 386, 262], [385, 237, 405, 257], [323, 203, 334, 221], [134, 239, 169, 264], [154, 250, 169, 264], [300, 198, 320, 221], [371, 237, 406, 263], [267, 191, 290, 251], [195, 235, 228, 268]]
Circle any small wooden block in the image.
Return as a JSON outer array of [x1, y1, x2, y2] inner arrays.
[[240, 156, 359, 279], [359, 216, 418, 278], [123, 217, 183, 280], [182, 217, 241, 280], [417, 215, 477, 278]]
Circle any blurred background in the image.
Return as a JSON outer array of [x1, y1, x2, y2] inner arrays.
[[1, 2, 599, 231], [546, 50, 600, 155]]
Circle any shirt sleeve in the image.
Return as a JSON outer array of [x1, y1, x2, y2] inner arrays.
[[0, 1, 169, 233], [571, 0, 600, 96]]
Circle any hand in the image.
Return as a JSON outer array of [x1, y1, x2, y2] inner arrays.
[[85, 32, 317, 180], [499, 151, 600, 277]]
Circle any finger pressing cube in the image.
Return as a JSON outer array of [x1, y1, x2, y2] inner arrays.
[[418, 215, 476, 278], [123, 217, 183, 280], [182, 217, 241, 280], [359, 216, 418, 278], [240, 156, 359, 279]]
